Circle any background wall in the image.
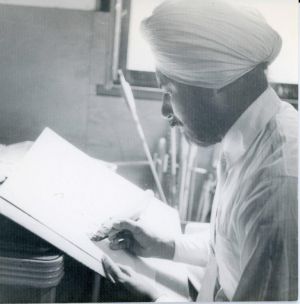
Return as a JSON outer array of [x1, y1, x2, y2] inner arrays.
[[0, 5, 93, 149], [86, 96, 167, 161], [0, 0, 100, 10]]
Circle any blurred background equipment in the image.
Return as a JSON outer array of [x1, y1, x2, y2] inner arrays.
[[152, 128, 219, 222], [0, 214, 64, 303]]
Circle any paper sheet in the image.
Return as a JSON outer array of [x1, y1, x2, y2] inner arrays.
[[0, 128, 189, 299]]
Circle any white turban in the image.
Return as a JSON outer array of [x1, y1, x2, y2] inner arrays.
[[141, 0, 282, 89]]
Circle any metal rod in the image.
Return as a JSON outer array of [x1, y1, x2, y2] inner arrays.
[[112, 0, 123, 81], [178, 135, 189, 219], [118, 70, 168, 204], [114, 160, 149, 166], [170, 128, 177, 207]]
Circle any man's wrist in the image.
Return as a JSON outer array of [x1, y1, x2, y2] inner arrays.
[[156, 238, 175, 259]]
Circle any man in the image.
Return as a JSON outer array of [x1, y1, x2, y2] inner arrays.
[[102, 0, 298, 301]]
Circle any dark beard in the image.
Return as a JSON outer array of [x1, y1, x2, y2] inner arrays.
[[183, 127, 222, 147]]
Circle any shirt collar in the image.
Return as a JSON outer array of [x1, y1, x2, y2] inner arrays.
[[220, 86, 281, 169]]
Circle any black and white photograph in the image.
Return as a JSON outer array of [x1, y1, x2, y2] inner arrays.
[[0, 0, 298, 302]]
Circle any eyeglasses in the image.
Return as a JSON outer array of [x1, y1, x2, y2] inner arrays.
[[162, 93, 183, 127]]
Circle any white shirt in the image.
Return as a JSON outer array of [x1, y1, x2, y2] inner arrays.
[[171, 87, 298, 301]]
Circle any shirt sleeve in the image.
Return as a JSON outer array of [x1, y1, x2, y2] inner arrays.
[[173, 225, 211, 266], [232, 176, 298, 301]]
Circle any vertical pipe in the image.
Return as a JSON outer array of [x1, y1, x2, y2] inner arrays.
[[112, 0, 122, 81], [178, 135, 190, 220], [119, 70, 168, 204], [170, 128, 177, 207]]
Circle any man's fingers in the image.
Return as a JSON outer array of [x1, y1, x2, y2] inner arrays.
[[109, 242, 124, 250], [91, 219, 114, 241], [107, 228, 119, 241], [119, 264, 134, 276], [102, 256, 123, 282], [127, 241, 145, 256], [112, 219, 141, 235], [102, 259, 116, 284], [109, 236, 132, 250]]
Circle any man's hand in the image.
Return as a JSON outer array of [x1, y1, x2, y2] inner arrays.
[[108, 219, 175, 259], [102, 256, 163, 301]]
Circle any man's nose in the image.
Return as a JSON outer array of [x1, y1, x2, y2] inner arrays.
[[161, 93, 174, 120]]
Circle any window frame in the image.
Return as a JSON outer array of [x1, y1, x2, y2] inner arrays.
[[117, 0, 158, 88]]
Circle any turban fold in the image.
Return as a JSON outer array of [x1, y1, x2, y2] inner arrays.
[[141, 0, 282, 89]]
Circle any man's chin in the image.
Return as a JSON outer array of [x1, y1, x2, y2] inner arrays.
[[183, 130, 219, 147]]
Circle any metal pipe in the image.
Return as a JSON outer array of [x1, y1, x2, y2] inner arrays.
[[170, 128, 177, 207], [118, 70, 168, 204], [112, 0, 122, 81]]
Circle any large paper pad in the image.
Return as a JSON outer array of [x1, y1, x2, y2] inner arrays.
[[0, 128, 189, 299]]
